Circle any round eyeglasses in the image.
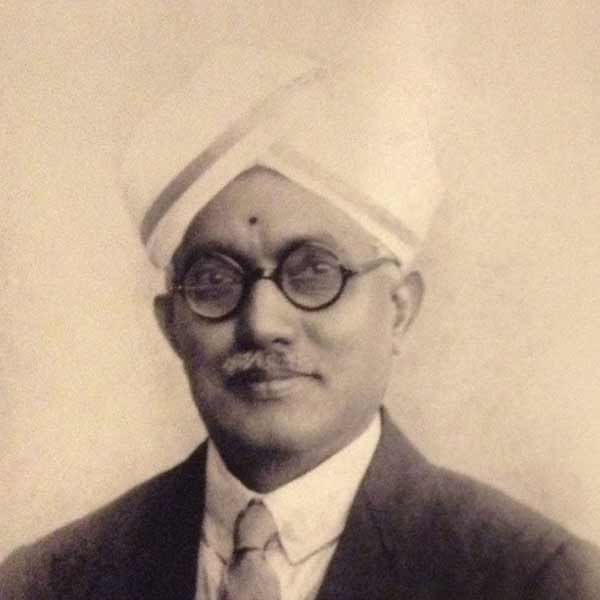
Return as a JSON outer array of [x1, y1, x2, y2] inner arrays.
[[171, 242, 399, 321]]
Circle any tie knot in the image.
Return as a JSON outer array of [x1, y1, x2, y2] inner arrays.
[[234, 500, 278, 552]]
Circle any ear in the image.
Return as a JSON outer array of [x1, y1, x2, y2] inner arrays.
[[153, 293, 183, 358], [391, 270, 424, 355]]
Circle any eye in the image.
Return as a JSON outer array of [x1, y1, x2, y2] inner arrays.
[[284, 245, 340, 274], [281, 244, 344, 303], [311, 261, 336, 273], [183, 255, 243, 299], [193, 268, 238, 287], [289, 260, 336, 281]]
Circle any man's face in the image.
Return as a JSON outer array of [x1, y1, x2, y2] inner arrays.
[[162, 167, 410, 467]]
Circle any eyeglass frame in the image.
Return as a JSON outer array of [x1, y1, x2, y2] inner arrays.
[[170, 242, 401, 322]]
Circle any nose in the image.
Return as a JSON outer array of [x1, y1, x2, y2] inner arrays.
[[237, 278, 296, 348]]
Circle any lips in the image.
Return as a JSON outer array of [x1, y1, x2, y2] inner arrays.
[[224, 366, 319, 400], [226, 367, 310, 387], [220, 350, 320, 400]]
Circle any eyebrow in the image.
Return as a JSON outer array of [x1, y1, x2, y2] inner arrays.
[[276, 235, 348, 261], [293, 234, 362, 266], [179, 233, 353, 273], [179, 241, 250, 275]]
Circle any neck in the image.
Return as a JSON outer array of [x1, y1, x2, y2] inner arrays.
[[222, 450, 312, 493]]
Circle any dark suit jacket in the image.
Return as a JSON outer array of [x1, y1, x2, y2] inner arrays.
[[2, 412, 599, 599]]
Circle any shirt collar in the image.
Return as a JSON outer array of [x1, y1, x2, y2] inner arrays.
[[202, 413, 382, 565]]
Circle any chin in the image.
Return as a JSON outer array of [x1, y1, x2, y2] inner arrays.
[[238, 411, 321, 452], [212, 404, 332, 458]]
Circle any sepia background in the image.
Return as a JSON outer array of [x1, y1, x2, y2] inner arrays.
[[2, 1, 599, 559]]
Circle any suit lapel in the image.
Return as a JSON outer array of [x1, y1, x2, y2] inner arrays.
[[142, 445, 207, 600], [315, 486, 397, 600], [316, 410, 443, 600], [93, 444, 208, 600]]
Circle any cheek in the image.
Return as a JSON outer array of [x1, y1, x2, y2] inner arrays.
[[306, 293, 396, 373], [174, 308, 233, 373]]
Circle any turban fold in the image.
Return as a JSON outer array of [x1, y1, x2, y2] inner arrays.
[[121, 43, 442, 269]]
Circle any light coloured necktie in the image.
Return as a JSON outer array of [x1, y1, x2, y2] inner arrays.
[[219, 499, 281, 600]]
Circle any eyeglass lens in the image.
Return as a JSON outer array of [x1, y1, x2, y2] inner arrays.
[[181, 244, 346, 318]]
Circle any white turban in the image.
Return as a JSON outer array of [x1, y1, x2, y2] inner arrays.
[[121, 43, 443, 270]]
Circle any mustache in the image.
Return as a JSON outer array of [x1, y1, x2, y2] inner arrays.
[[220, 350, 319, 381]]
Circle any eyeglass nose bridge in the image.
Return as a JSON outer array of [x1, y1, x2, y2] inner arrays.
[[243, 265, 287, 301]]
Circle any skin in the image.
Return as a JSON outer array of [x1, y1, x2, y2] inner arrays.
[[155, 166, 423, 492]]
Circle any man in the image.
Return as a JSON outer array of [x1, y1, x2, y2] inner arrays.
[[1, 43, 599, 599]]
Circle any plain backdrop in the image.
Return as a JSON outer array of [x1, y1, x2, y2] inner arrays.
[[2, 1, 600, 560]]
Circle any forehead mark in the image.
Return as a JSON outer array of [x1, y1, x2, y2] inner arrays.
[[242, 213, 267, 259]]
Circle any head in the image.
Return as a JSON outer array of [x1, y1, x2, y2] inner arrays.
[[154, 166, 423, 485]]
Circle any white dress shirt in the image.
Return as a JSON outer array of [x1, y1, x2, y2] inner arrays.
[[195, 414, 382, 600]]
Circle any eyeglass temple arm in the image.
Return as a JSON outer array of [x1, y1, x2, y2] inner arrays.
[[354, 256, 401, 275]]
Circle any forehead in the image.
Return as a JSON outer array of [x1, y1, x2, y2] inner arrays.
[[175, 166, 380, 265]]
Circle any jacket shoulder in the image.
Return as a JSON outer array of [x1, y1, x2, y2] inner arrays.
[[369, 417, 600, 597], [398, 466, 600, 600], [416, 464, 600, 597], [0, 445, 206, 599]]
